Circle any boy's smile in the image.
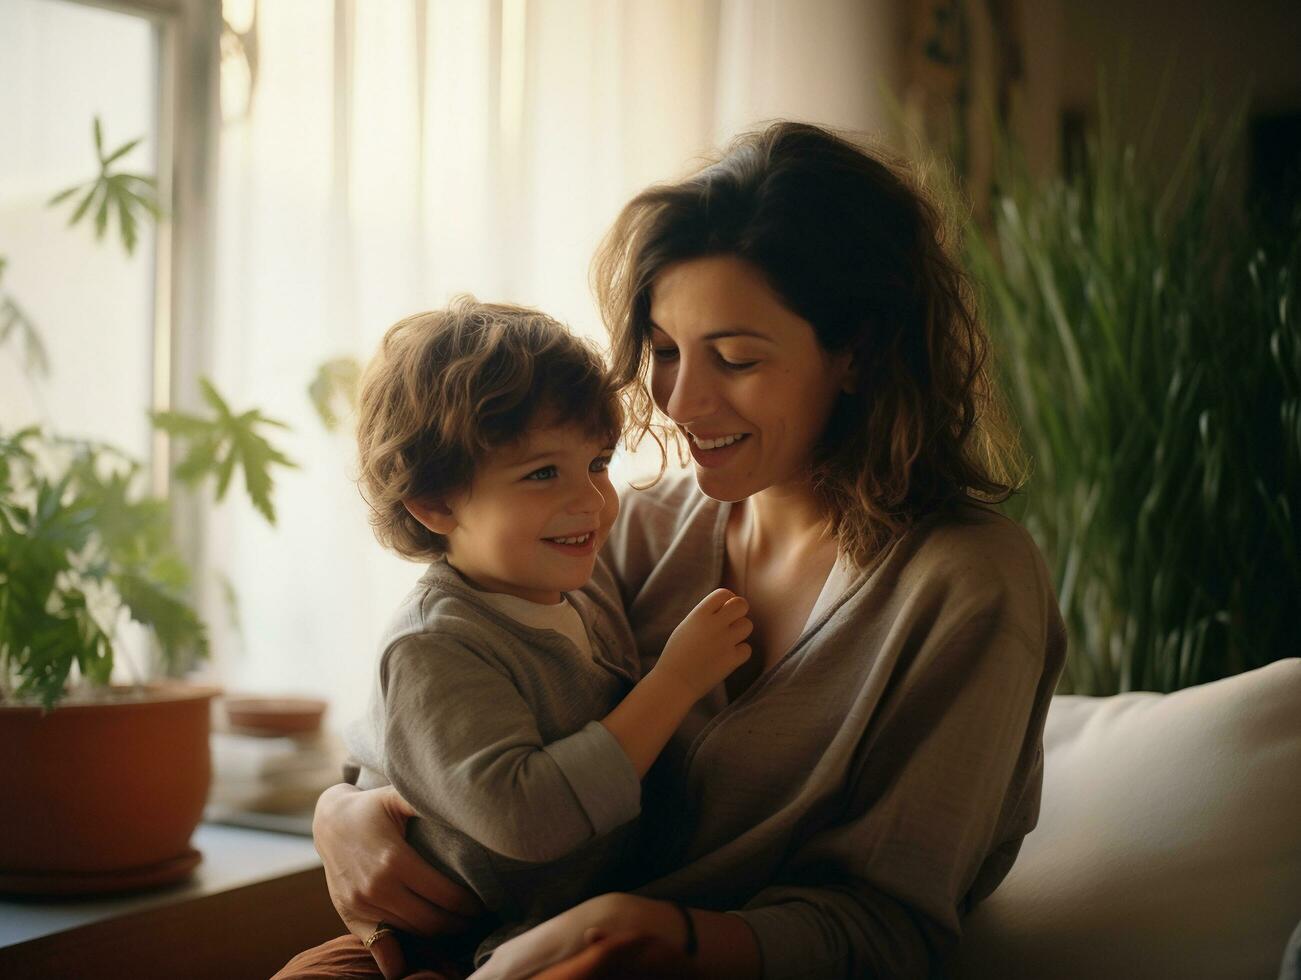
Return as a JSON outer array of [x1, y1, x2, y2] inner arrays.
[[540, 531, 599, 556], [410, 421, 619, 605]]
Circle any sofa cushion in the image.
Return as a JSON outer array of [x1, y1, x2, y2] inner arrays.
[[948, 658, 1301, 980]]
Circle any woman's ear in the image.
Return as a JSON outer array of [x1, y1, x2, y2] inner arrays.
[[833, 348, 857, 395], [403, 497, 458, 536]]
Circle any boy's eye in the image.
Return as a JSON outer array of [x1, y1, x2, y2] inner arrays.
[[525, 465, 558, 481], [590, 454, 613, 473]]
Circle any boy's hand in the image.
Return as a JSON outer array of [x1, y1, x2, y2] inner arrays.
[[654, 588, 753, 700], [600, 589, 751, 776]]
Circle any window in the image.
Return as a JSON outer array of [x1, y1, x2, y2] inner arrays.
[[0, 0, 218, 496]]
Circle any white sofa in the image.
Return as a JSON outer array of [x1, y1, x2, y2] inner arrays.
[[948, 658, 1301, 980]]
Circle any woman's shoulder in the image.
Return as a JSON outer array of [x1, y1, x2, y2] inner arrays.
[[610, 465, 715, 546], [890, 500, 1058, 611], [859, 501, 1066, 681], [604, 466, 717, 598], [616, 465, 706, 518]]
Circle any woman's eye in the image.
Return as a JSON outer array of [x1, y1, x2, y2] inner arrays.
[[651, 347, 679, 362], [717, 355, 759, 371], [590, 454, 613, 473], [525, 465, 558, 481]]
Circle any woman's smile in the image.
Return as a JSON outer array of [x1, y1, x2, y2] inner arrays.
[[685, 429, 752, 467], [648, 254, 851, 501]]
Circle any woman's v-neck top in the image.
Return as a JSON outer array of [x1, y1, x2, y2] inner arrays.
[[601, 471, 1066, 979]]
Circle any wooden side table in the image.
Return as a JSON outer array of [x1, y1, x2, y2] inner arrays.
[[0, 824, 345, 979]]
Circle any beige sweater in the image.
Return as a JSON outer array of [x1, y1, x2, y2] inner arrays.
[[345, 558, 644, 963], [607, 472, 1066, 979]]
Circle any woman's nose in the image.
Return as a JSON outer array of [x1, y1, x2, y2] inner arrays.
[[662, 356, 717, 423]]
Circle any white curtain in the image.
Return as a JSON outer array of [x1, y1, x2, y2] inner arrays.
[[205, 0, 900, 727]]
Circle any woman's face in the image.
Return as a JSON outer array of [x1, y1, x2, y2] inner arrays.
[[648, 254, 852, 502]]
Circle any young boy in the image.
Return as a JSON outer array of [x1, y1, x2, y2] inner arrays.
[[344, 298, 752, 970]]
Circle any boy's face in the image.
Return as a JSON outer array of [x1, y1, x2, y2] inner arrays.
[[437, 423, 620, 605]]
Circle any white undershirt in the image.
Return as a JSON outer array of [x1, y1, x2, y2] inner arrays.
[[474, 590, 593, 660], [470, 555, 849, 665]]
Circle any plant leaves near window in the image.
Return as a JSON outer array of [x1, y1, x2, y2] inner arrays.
[[0, 258, 50, 377], [151, 378, 298, 525], [0, 430, 205, 707], [46, 116, 161, 257], [307, 356, 362, 431]]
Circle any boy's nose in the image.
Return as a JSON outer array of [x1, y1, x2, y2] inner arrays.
[[568, 478, 606, 515]]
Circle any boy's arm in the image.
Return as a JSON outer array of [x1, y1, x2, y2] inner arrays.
[[602, 588, 752, 777], [380, 635, 640, 864], [379, 590, 749, 863], [599, 670, 698, 776]]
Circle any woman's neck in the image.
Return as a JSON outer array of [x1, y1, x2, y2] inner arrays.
[[745, 479, 834, 558]]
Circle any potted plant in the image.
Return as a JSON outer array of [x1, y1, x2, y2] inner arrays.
[[955, 102, 1301, 695], [0, 120, 295, 894]]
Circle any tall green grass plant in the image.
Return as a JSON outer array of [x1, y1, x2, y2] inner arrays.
[[963, 112, 1300, 694]]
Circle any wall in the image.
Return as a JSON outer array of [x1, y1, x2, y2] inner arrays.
[[1018, 0, 1301, 192]]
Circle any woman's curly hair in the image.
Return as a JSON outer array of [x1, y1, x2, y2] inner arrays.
[[592, 121, 1024, 568], [356, 296, 623, 561]]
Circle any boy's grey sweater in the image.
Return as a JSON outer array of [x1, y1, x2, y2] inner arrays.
[[345, 556, 642, 962]]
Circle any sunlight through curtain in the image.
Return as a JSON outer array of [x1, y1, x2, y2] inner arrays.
[[205, 0, 897, 724]]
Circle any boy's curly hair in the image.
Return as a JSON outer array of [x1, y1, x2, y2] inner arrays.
[[356, 296, 623, 561]]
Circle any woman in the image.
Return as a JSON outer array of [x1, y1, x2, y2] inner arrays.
[[284, 121, 1065, 979]]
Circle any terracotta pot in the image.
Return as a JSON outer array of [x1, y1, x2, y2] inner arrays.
[[0, 683, 218, 892], [224, 695, 327, 737]]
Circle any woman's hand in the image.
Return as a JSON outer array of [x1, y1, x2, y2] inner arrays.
[[469, 894, 688, 980], [313, 783, 485, 978], [530, 932, 696, 979]]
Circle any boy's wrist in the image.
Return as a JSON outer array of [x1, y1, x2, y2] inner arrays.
[[643, 664, 703, 709]]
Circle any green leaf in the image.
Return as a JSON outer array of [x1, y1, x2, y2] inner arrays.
[[114, 568, 208, 673], [68, 182, 98, 227], [213, 441, 237, 500], [0, 295, 51, 377], [115, 183, 138, 254], [45, 121, 159, 255], [308, 356, 362, 430], [172, 433, 220, 485], [47, 184, 82, 206], [102, 137, 142, 168], [93, 184, 111, 240], [149, 379, 296, 525], [199, 378, 234, 419], [151, 409, 218, 438]]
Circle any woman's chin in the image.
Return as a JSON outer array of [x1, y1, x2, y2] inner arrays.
[[691, 465, 759, 503]]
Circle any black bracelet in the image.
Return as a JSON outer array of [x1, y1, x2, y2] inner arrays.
[[671, 901, 699, 956]]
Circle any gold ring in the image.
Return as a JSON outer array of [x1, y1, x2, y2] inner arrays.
[[364, 923, 394, 949]]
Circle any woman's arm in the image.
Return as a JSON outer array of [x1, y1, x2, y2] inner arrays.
[[312, 783, 485, 977], [469, 893, 761, 980]]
